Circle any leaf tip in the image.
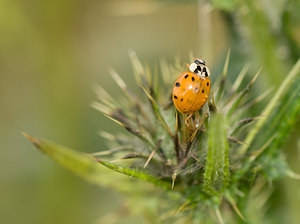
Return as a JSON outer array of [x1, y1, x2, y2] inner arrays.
[[22, 132, 40, 148]]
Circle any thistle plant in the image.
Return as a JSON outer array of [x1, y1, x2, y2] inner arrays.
[[24, 51, 300, 224]]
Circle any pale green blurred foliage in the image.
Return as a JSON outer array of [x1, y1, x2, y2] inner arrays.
[[1, 0, 300, 224]]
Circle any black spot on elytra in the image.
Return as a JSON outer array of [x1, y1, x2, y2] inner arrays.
[[207, 82, 209, 86], [174, 95, 178, 99], [192, 77, 195, 81], [180, 98, 183, 101], [175, 82, 180, 87], [202, 89, 204, 93], [184, 74, 189, 79]]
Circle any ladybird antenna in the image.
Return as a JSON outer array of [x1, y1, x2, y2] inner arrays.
[[194, 58, 205, 66], [186, 63, 190, 70]]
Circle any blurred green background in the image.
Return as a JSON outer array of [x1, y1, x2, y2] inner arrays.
[[1, 0, 300, 223]]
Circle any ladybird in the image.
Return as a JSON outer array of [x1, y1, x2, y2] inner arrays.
[[172, 59, 211, 115]]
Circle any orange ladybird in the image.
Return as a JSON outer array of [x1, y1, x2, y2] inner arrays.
[[172, 59, 211, 114]]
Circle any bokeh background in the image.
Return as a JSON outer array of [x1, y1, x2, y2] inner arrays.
[[1, 0, 300, 223]]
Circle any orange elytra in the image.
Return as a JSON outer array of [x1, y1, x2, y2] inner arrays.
[[172, 59, 211, 114]]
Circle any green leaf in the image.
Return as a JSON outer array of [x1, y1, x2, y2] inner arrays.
[[97, 159, 172, 190], [238, 59, 300, 155], [234, 60, 300, 180], [23, 133, 173, 191], [258, 75, 300, 155], [216, 49, 231, 103], [203, 113, 230, 195]]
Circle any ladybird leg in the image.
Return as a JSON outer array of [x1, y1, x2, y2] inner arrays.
[[185, 113, 193, 127], [194, 112, 200, 128], [198, 112, 208, 130], [192, 114, 196, 130]]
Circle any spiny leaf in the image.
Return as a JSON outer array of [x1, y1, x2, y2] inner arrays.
[[91, 145, 132, 156], [144, 139, 161, 168], [227, 136, 246, 145], [141, 86, 173, 138], [237, 87, 272, 112], [231, 63, 250, 92], [226, 67, 262, 116], [22, 133, 141, 193], [109, 67, 151, 123], [257, 75, 300, 154], [93, 84, 119, 108], [109, 67, 135, 100], [23, 133, 174, 191], [203, 113, 230, 194], [229, 116, 261, 136], [160, 59, 173, 86], [216, 49, 231, 103], [104, 113, 155, 150], [97, 159, 173, 190], [129, 49, 145, 85], [215, 208, 225, 224], [225, 192, 246, 221], [91, 101, 112, 115], [238, 58, 300, 155], [233, 135, 276, 181]]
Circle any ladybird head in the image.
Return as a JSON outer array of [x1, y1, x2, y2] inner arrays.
[[189, 58, 211, 78], [189, 62, 199, 74]]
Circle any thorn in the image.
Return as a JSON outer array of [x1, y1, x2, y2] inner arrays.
[[190, 152, 200, 162], [104, 114, 125, 127], [91, 101, 111, 114], [121, 153, 143, 160], [250, 135, 277, 160], [90, 145, 132, 156], [144, 139, 161, 168], [175, 200, 190, 214], [227, 136, 248, 145], [247, 67, 262, 90], [172, 172, 177, 190], [22, 132, 40, 148], [215, 208, 225, 224], [108, 67, 127, 90], [222, 49, 231, 78], [144, 150, 156, 168], [232, 63, 250, 92], [225, 193, 247, 221], [286, 170, 300, 180]]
